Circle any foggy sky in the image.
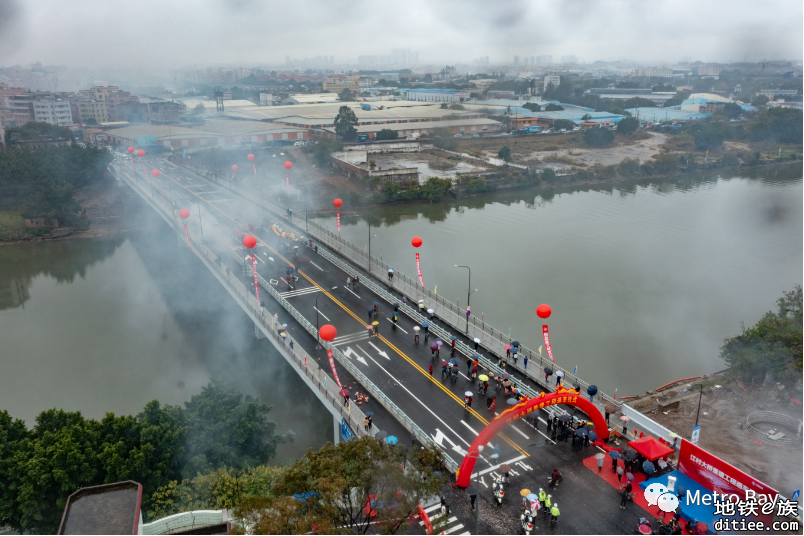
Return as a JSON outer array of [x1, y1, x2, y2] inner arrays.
[[1, 0, 802, 69]]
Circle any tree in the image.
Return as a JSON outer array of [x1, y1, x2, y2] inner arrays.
[[522, 102, 541, 112], [333, 106, 359, 140], [338, 89, 355, 102], [617, 117, 640, 134], [430, 127, 457, 151], [687, 121, 725, 150], [498, 146, 512, 161], [621, 97, 657, 109], [375, 129, 398, 141], [234, 437, 449, 535], [545, 103, 564, 111], [583, 127, 615, 147], [745, 107, 803, 144], [652, 82, 676, 92], [193, 103, 206, 115], [720, 102, 743, 119], [662, 91, 689, 108], [423, 74, 432, 83], [541, 167, 557, 183], [84, 118, 98, 125], [551, 119, 575, 131], [581, 113, 592, 121], [448, 103, 465, 110], [751, 94, 770, 107], [720, 285, 802, 384]]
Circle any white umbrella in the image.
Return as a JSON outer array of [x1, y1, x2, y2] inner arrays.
[[427, 309, 434, 314], [556, 371, 564, 377], [465, 391, 473, 397], [474, 338, 480, 343]]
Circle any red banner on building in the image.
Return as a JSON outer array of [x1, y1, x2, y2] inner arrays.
[[336, 212, 341, 237], [415, 253, 424, 286], [183, 223, 196, 254], [326, 349, 342, 389], [286, 173, 290, 199], [542, 325, 555, 363], [250, 254, 260, 305], [677, 439, 779, 523]]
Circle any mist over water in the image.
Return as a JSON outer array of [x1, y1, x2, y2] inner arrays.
[[0, 230, 331, 465], [320, 166, 803, 396]]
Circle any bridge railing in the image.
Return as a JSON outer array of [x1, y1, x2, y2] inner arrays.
[[212, 175, 620, 414]]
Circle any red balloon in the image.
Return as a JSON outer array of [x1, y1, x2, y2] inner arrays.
[[137, 149, 145, 157], [179, 209, 190, 219], [411, 236, 422, 248], [247, 154, 254, 160], [537, 304, 552, 319], [243, 235, 257, 249], [127, 146, 134, 153], [150, 169, 160, 177], [333, 198, 343, 208], [319, 324, 337, 342], [284, 161, 292, 170], [232, 164, 238, 171]]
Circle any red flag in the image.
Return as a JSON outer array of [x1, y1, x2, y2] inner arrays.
[[542, 325, 555, 363], [286, 173, 290, 199], [250, 254, 260, 305], [326, 349, 342, 389], [415, 252, 424, 286], [336, 212, 341, 237], [183, 223, 196, 254]]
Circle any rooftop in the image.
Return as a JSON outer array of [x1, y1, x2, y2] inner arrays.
[[105, 120, 306, 140], [320, 117, 501, 134], [58, 481, 142, 535]]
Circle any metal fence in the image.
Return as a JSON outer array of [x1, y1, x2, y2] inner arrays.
[[215, 175, 621, 417], [113, 163, 459, 471]]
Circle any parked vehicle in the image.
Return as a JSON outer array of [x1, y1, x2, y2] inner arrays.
[[453, 133, 463, 138], [293, 141, 306, 147], [355, 134, 369, 143]]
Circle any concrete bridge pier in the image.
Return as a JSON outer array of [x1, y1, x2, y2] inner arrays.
[[333, 414, 341, 444]]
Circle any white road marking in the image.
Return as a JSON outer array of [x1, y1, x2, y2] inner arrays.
[[310, 261, 324, 271], [460, 420, 479, 435], [509, 425, 529, 440], [386, 318, 408, 333], [342, 347, 368, 366], [470, 455, 527, 478], [423, 504, 441, 514], [444, 524, 465, 534], [280, 287, 321, 298], [344, 286, 360, 299], [313, 307, 330, 321], [367, 341, 390, 359], [332, 331, 371, 346]]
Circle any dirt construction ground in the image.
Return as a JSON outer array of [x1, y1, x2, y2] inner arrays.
[[644, 380, 803, 496]]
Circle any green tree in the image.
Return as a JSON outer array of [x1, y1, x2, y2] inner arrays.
[[616, 117, 640, 134], [621, 97, 657, 109], [430, 127, 458, 151], [541, 167, 557, 183], [545, 103, 564, 111], [720, 102, 743, 119], [581, 113, 592, 121], [193, 103, 206, 115], [551, 119, 575, 131], [522, 102, 541, 112], [583, 127, 615, 147], [745, 107, 803, 144], [375, 129, 398, 141], [423, 74, 432, 83], [688, 121, 725, 150], [448, 103, 465, 110], [338, 89, 355, 102], [333, 106, 359, 140], [235, 437, 449, 535], [720, 286, 802, 384], [751, 94, 770, 107], [182, 379, 292, 478], [662, 91, 689, 108], [498, 146, 512, 161]]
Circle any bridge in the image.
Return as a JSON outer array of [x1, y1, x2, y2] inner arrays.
[[109, 154, 625, 508]]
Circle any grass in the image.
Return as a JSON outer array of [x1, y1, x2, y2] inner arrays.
[[0, 210, 28, 241], [456, 130, 652, 159]]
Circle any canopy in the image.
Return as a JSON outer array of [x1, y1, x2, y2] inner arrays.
[[628, 435, 675, 461]]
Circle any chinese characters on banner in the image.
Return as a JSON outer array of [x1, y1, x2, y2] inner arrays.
[[415, 253, 425, 286], [326, 349, 343, 388], [337, 212, 341, 237], [286, 173, 290, 199], [250, 255, 260, 304], [542, 325, 555, 362], [183, 224, 196, 254]]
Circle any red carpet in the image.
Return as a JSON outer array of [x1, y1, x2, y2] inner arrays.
[[583, 454, 700, 534]]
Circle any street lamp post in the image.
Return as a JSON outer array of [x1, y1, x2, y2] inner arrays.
[[367, 219, 377, 274], [315, 294, 321, 349], [694, 384, 704, 426], [301, 185, 308, 231], [455, 265, 478, 334]]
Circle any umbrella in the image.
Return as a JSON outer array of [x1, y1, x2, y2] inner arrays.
[[339, 389, 349, 398], [367, 307, 374, 314], [504, 344, 511, 350], [502, 374, 510, 380], [589, 431, 598, 442], [466, 486, 477, 497], [500, 464, 512, 473], [526, 493, 538, 502], [642, 461, 655, 474], [605, 405, 618, 414], [677, 485, 686, 496], [413, 326, 420, 332], [465, 391, 473, 397], [544, 367, 553, 375], [419, 303, 425, 309], [280, 331, 288, 338], [376, 431, 388, 439], [450, 358, 458, 365], [441, 360, 448, 367], [620, 415, 631, 422], [394, 303, 400, 310], [583, 423, 595, 430], [595, 453, 606, 460], [587, 385, 598, 396], [623, 449, 637, 460], [373, 301, 380, 307], [418, 299, 424, 304], [427, 308, 434, 314], [511, 347, 519, 354], [507, 398, 518, 405], [668, 432, 679, 438], [576, 428, 588, 437], [478, 374, 489, 381], [422, 321, 430, 328], [430, 342, 439, 351], [372, 321, 379, 326], [626, 472, 634, 482], [572, 383, 581, 391], [556, 370, 564, 378], [502, 380, 512, 388], [471, 353, 481, 360], [365, 412, 374, 417], [436, 340, 444, 346], [520, 489, 532, 497], [451, 336, 457, 341], [512, 341, 520, 347], [386, 436, 399, 445], [609, 451, 622, 459], [473, 338, 480, 343], [388, 269, 394, 273], [558, 414, 572, 423]]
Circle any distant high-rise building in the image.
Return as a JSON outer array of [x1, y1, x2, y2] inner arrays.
[[285, 56, 291, 65], [514, 55, 520, 66], [561, 55, 578, 64], [530, 56, 535, 65]]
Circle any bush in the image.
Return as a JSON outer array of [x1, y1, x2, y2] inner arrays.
[[448, 103, 465, 110], [720, 154, 740, 167], [551, 119, 575, 132], [583, 127, 614, 147], [618, 158, 640, 177], [375, 129, 398, 141], [617, 117, 640, 135], [687, 122, 725, 151], [651, 153, 679, 173], [545, 103, 564, 111], [430, 128, 458, 151], [0, 211, 27, 241], [464, 178, 496, 193], [746, 107, 803, 144], [541, 167, 557, 183], [497, 146, 512, 161]]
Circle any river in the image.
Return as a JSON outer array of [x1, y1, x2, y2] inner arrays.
[[316, 164, 803, 396], [0, 232, 332, 464]]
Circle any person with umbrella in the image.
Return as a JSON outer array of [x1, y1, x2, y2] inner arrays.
[[387, 269, 393, 284], [466, 357, 472, 376], [511, 346, 519, 365], [464, 391, 473, 410], [391, 310, 398, 328], [471, 362, 478, 380], [363, 416, 370, 431], [473, 338, 480, 350], [489, 397, 496, 413], [353, 275, 359, 291], [430, 342, 438, 359], [611, 450, 621, 471], [366, 413, 373, 431], [549, 468, 562, 487], [421, 320, 430, 339], [441, 360, 448, 379], [367, 306, 374, 322], [555, 370, 564, 387], [620, 415, 629, 437], [544, 366, 552, 384], [617, 464, 624, 483], [478, 374, 489, 394], [450, 335, 457, 350], [428, 362, 433, 375]]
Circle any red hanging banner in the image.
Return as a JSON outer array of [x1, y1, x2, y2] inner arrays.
[[183, 223, 196, 254], [336, 212, 341, 237], [326, 349, 343, 389], [286, 173, 290, 199], [129, 157, 136, 180], [252, 163, 256, 183], [142, 162, 151, 188], [415, 252, 424, 286], [250, 254, 260, 305], [542, 325, 555, 363]]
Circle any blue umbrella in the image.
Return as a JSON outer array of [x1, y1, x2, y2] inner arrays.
[[386, 436, 398, 445], [609, 451, 622, 459], [589, 431, 598, 442], [422, 321, 429, 328], [511, 347, 519, 354], [587, 385, 598, 396], [576, 428, 588, 437], [512, 341, 520, 347], [642, 461, 655, 474], [449, 358, 458, 365], [451, 336, 457, 341]]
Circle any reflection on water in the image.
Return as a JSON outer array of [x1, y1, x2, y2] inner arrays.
[[322, 164, 803, 396], [0, 231, 330, 464]]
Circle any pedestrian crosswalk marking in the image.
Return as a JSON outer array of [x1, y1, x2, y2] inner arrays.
[[280, 287, 321, 298], [332, 331, 370, 346]]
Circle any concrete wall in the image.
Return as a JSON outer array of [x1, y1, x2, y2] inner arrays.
[[621, 404, 679, 447]]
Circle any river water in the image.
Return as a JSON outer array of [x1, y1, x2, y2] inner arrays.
[[0, 232, 332, 464], [319, 164, 802, 396]]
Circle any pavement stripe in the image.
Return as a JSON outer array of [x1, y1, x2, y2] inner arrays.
[[444, 524, 464, 534], [313, 307, 330, 321], [280, 287, 321, 298], [309, 261, 324, 271], [386, 318, 408, 333]]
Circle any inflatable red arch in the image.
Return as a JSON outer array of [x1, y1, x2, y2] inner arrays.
[[455, 387, 609, 487]]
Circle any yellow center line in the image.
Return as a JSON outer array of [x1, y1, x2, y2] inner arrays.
[[159, 170, 528, 458]]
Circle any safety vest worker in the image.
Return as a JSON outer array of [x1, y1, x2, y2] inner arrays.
[[551, 504, 560, 522]]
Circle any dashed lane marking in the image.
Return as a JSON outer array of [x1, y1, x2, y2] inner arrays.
[[309, 261, 324, 271]]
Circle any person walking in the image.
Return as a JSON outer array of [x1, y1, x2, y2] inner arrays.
[[347, 276, 351, 289], [538, 488, 546, 512], [441, 362, 448, 379], [620, 484, 630, 509], [550, 503, 560, 525], [466, 358, 472, 377], [367, 415, 373, 431], [617, 465, 624, 483], [597, 456, 605, 472], [489, 398, 496, 413], [622, 421, 628, 437], [546, 415, 553, 433], [523, 355, 528, 369], [543, 494, 551, 516], [363, 417, 369, 432], [428, 363, 433, 375], [414, 327, 420, 343], [612, 455, 618, 472], [474, 339, 480, 351]]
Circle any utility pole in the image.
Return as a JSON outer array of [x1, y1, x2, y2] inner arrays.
[[197, 201, 204, 241], [694, 384, 704, 426]]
